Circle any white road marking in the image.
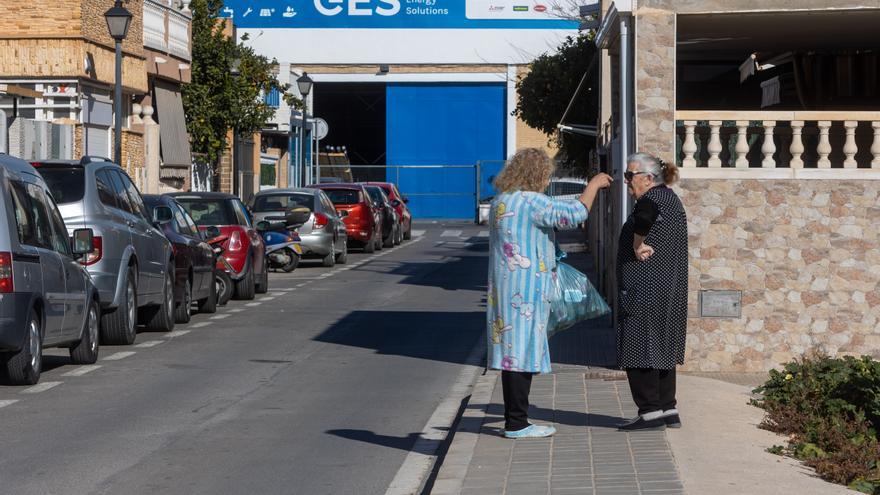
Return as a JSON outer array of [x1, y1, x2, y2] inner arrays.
[[135, 340, 165, 348], [21, 381, 63, 394], [411, 230, 426, 237], [164, 330, 190, 338], [268, 292, 286, 297], [103, 351, 136, 361], [275, 288, 295, 291], [62, 364, 103, 376], [0, 400, 18, 408], [191, 321, 211, 328], [246, 302, 262, 307], [261, 297, 277, 301], [384, 342, 484, 495], [441, 230, 462, 237], [296, 283, 307, 288], [211, 314, 230, 320], [478, 230, 489, 237]]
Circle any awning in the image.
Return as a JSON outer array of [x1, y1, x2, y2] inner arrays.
[[153, 80, 192, 169]]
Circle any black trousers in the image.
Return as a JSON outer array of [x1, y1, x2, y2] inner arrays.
[[626, 368, 677, 415], [501, 370, 534, 431]]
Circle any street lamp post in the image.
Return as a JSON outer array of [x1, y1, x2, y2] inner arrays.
[[296, 72, 313, 187], [104, 0, 132, 165]]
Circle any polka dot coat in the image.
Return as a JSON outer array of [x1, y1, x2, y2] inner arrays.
[[616, 185, 689, 370]]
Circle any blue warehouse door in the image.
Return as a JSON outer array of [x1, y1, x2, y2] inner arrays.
[[386, 83, 506, 219]]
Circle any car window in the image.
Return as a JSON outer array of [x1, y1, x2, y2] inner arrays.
[[11, 181, 56, 250], [106, 169, 135, 214], [253, 193, 315, 212], [117, 171, 150, 221], [320, 192, 335, 214], [324, 189, 360, 205], [42, 191, 72, 255], [170, 202, 197, 236], [365, 187, 382, 204], [177, 203, 201, 237], [177, 199, 237, 226], [35, 166, 85, 204], [95, 169, 119, 209], [8, 180, 40, 248], [231, 199, 252, 227]]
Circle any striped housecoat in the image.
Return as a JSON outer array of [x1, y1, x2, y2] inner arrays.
[[487, 191, 589, 373]]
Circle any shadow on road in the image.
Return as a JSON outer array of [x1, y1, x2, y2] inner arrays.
[[313, 310, 483, 365]]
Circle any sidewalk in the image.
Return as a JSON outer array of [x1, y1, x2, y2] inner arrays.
[[430, 229, 851, 495]]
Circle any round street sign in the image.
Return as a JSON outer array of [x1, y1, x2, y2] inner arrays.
[[314, 118, 329, 140]]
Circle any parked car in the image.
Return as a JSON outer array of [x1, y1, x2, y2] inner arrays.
[[362, 181, 412, 240], [0, 154, 100, 385], [308, 183, 381, 253], [143, 195, 217, 323], [34, 157, 175, 344], [170, 192, 267, 299], [363, 185, 400, 248], [546, 177, 587, 200], [251, 188, 348, 267]]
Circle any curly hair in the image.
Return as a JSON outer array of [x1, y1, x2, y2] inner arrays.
[[493, 148, 556, 193]]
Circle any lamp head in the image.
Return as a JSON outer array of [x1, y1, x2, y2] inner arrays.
[[296, 72, 314, 97], [104, 0, 132, 41]]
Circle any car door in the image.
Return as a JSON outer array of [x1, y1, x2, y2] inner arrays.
[[43, 190, 88, 339], [121, 173, 167, 299], [173, 201, 212, 297], [321, 191, 345, 244], [9, 180, 66, 344], [108, 170, 159, 299], [231, 198, 263, 272]]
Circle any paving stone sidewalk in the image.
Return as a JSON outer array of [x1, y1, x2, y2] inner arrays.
[[431, 370, 685, 495]]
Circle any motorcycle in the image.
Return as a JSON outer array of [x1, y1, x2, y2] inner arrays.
[[257, 207, 310, 273], [203, 226, 234, 305]]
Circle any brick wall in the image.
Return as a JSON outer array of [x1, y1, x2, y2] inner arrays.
[[677, 179, 880, 372], [634, 7, 676, 164], [81, 0, 144, 56], [0, 0, 84, 36]]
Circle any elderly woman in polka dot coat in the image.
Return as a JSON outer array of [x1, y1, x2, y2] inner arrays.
[[616, 152, 689, 431], [487, 148, 612, 439]]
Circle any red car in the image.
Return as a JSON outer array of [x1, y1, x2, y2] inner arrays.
[[170, 192, 268, 299], [308, 184, 382, 253], [362, 181, 412, 241]]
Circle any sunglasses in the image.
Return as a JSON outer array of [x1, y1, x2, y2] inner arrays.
[[624, 171, 652, 182]]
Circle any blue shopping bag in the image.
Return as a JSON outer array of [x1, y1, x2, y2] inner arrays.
[[547, 262, 611, 338]]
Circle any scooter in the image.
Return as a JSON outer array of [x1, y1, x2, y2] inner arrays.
[[256, 207, 310, 273], [203, 226, 234, 305]]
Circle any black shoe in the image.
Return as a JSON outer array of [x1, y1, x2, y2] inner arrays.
[[617, 416, 666, 431], [663, 413, 682, 428]]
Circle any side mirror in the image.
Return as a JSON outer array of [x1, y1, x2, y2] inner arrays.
[[256, 221, 270, 232], [71, 228, 94, 256], [285, 207, 311, 228], [153, 205, 173, 224], [390, 199, 401, 208], [204, 225, 221, 239], [337, 210, 349, 218], [402, 196, 409, 204]]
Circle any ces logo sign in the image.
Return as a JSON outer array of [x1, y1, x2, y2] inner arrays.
[[314, 0, 401, 16]]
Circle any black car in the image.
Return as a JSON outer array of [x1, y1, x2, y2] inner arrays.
[[143, 195, 217, 323], [363, 185, 400, 248]]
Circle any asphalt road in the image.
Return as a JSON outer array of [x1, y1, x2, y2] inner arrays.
[[0, 222, 488, 495]]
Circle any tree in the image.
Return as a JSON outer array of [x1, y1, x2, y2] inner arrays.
[[514, 34, 598, 174], [183, 0, 302, 167]]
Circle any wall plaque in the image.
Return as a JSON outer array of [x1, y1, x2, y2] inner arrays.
[[699, 290, 742, 318]]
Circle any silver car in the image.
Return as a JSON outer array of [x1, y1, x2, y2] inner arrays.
[[35, 157, 175, 345], [251, 188, 348, 267], [0, 154, 100, 385]]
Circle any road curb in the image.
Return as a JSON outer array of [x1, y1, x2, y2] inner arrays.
[[429, 370, 499, 495]]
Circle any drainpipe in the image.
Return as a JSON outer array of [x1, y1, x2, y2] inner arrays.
[[618, 13, 633, 227]]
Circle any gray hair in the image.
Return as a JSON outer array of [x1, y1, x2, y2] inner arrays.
[[627, 152, 665, 185]]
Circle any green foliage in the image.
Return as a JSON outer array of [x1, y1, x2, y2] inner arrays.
[[753, 355, 880, 493], [183, 0, 303, 165], [514, 34, 598, 173]]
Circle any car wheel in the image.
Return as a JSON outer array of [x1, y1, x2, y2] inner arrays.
[[394, 225, 402, 246], [403, 224, 412, 241], [4, 308, 42, 385], [383, 228, 394, 248], [174, 278, 192, 324], [363, 235, 375, 254], [101, 267, 138, 345], [144, 264, 176, 332], [335, 238, 348, 264], [322, 240, 336, 268], [255, 256, 269, 294], [234, 259, 256, 300], [215, 270, 233, 306], [198, 275, 218, 314], [70, 298, 100, 365]]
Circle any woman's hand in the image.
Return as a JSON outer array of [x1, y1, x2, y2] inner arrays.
[[580, 173, 614, 210], [635, 243, 655, 262]]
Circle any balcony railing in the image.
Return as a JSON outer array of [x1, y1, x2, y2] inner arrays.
[[144, 0, 191, 61], [675, 111, 880, 172]]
